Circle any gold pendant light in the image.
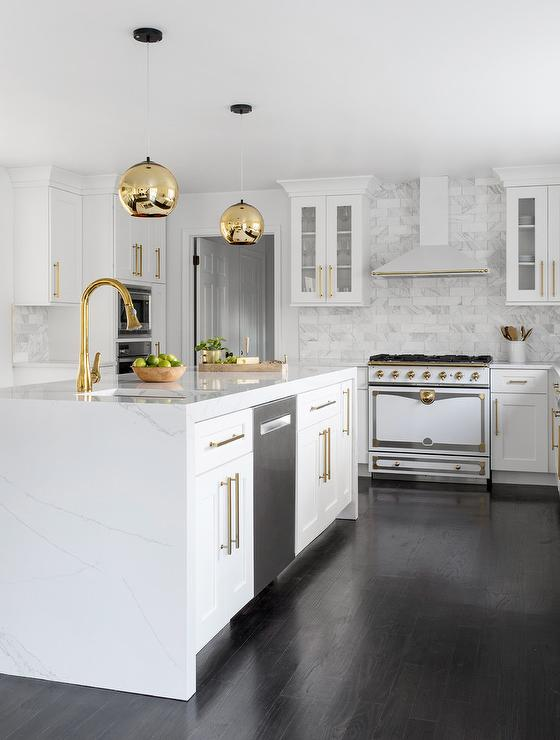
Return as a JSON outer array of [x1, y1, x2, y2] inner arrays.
[[220, 104, 264, 245], [118, 28, 179, 218]]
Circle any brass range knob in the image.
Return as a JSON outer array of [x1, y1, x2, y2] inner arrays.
[[455, 371, 464, 381], [394, 461, 400, 467], [406, 370, 415, 380], [422, 370, 431, 380], [471, 371, 480, 382], [439, 371, 447, 380], [375, 369, 384, 379], [391, 370, 400, 379]]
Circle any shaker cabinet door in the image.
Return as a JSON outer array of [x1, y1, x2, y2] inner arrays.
[[491, 392, 548, 472], [49, 187, 82, 303]]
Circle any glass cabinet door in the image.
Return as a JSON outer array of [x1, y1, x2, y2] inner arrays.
[[291, 197, 326, 303], [506, 186, 548, 302], [326, 195, 363, 304]]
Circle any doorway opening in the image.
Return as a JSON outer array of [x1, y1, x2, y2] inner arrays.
[[193, 235, 275, 364]]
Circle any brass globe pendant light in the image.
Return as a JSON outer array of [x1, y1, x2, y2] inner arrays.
[[220, 104, 264, 245], [118, 28, 179, 217]]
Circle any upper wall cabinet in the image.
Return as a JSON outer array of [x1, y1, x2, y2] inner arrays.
[[11, 168, 83, 305], [495, 166, 560, 305], [279, 176, 378, 306], [114, 203, 166, 284]]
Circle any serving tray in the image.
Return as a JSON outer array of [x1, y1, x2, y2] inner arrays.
[[198, 362, 285, 373]]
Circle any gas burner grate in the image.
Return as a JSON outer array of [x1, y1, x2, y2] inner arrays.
[[369, 354, 493, 365]]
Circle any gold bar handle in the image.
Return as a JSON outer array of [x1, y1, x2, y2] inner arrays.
[[234, 472, 240, 549], [319, 430, 327, 481], [552, 409, 558, 450], [494, 398, 499, 436], [132, 244, 138, 276], [327, 427, 331, 481], [342, 388, 350, 435], [155, 247, 161, 279], [507, 380, 528, 384], [311, 400, 337, 411], [155, 341, 161, 356], [328, 265, 333, 298], [209, 432, 245, 448], [318, 265, 323, 298], [540, 260, 544, 297], [220, 479, 233, 555], [553, 260, 557, 298], [53, 261, 61, 298], [139, 244, 143, 277], [557, 428, 560, 480]]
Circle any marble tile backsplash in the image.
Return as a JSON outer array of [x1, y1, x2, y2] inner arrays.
[[298, 177, 560, 364], [12, 306, 49, 363]]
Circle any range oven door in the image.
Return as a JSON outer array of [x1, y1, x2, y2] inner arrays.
[[369, 385, 489, 456]]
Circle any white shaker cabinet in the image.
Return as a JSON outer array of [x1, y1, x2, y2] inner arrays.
[[491, 369, 548, 473], [151, 283, 167, 357], [279, 176, 377, 306], [195, 452, 253, 651], [115, 203, 166, 285], [12, 178, 83, 305]]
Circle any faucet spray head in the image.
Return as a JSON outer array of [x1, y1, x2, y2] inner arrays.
[[125, 304, 142, 331]]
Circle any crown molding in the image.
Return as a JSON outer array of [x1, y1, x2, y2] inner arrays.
[[493, 165, 560, 187], [277, 175, 379, 197], [8, 166, 118, 195]]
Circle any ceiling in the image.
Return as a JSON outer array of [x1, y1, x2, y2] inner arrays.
[[3, 1, 560, 192]]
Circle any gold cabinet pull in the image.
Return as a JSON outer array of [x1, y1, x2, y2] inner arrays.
[[319, 429, 328, 481], [132, 244, 138, 275], [53, 261, 61, 298], [343, 388, 350, 435], [209, 432, 245, 448], [553, 260, 557, 298], [540, 260, 544, 297], [557, 429, 560, 480], [220, 479, 233, 555], [234, 473, 240, 549], [139, 244, 143, 276], [311, 400, 337, 411], [155, 341, 161, 356], [553, 409, 560, 449], [318, 265, 324, 298], [155, 247, 161, 279], [494, 398, 499, 436], [327, 427, 331, 481], [507, 380, 528, 384], [328, 265, 334, 298]]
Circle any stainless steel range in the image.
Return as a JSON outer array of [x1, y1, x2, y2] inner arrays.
[[368, 354, 491, 484]]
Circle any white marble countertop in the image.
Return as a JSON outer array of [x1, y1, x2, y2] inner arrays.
[[0, 364, 357, 412], [490, 361, 558, 370]]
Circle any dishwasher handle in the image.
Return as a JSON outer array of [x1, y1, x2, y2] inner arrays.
[[260, 414, 292, 436]]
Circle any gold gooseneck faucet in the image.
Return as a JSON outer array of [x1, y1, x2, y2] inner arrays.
[[77, 278, 142, 393]]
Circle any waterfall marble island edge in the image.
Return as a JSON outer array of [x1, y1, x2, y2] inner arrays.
[[0, 364, 358, 701]]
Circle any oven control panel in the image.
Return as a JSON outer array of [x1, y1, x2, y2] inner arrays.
[[368, 364, 489, 386]]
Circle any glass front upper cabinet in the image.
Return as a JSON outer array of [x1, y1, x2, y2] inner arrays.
[[506, 187, 548, 303]]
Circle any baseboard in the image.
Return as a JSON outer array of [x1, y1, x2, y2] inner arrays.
[[491, 471, 556, 487]]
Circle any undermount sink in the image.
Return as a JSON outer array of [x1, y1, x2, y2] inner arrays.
[[90, 387, 188, 399]]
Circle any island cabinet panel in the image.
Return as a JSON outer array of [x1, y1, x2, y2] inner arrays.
[[195, 452, 254, 652], [338, 382, 353, 509]]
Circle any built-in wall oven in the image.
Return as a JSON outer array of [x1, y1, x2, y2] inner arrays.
[[368, 354, 491, 483], [117, 340, 152, 375], [118, 285, 151, 338]]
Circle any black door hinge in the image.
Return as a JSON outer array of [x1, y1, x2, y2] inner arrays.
[[193, 254, 200, 267]]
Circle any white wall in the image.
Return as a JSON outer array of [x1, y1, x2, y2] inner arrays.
[[0, 169, 13, 387], [165, 188, 298, 363]]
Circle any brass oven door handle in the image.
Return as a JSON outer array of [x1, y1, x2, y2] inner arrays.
[[319, 430, 327, 481], [328, 265, 334, 298], [53, 261, 61, 298], [494, 398, 499, 436], [220, 478, 233, 555], [155, 247, 161, 279], [540, 260, 544, 297], [209, 432, 245, 448], [327, 427, 331, 480], [318, 265, 324, 298], [311, 400, 337, 411], [234, 473, 240, 549], [343, 388, 350, 435]]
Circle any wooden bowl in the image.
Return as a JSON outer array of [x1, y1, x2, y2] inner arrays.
[[132, 365, 186, 383]]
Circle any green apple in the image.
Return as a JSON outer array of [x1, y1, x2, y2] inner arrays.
[[159, 359, 172, 368], [170, 360, 183, 367], [132, 357, 147, 368], [146, 354, 160, 367], [166, 354, 178, 362]]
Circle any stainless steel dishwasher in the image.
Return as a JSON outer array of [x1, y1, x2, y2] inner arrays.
[[253, 396, 296, 595]]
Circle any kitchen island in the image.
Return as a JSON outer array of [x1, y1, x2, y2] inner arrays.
[[0, 364, 357, 701]]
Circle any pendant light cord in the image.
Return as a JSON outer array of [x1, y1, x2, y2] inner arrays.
[[239, 111, 244, 200], [145, 39, 151, 160]]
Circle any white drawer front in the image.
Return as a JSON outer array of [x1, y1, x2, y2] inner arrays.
[[297, 383, 340, 430], [491, 368, 548, 394], [195, 409, 253, 475]]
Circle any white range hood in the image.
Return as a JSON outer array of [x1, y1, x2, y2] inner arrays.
[[371, 176, 488, 277]]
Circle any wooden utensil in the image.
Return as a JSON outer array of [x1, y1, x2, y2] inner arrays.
[[507, 326, 519, 341], [500, 326, 510, 340], [522, 328, 533, 341]]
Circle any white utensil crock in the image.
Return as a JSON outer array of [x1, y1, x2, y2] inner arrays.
[[507, 341, 526, 363]]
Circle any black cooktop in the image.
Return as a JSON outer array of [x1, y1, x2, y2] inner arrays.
[[369, 354, 493, 364]]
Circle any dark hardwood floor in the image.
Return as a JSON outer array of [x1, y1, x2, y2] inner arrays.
[[2, 478, 560, 739]]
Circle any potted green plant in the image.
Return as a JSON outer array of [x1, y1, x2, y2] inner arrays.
[[195, 337, 229, 364]]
